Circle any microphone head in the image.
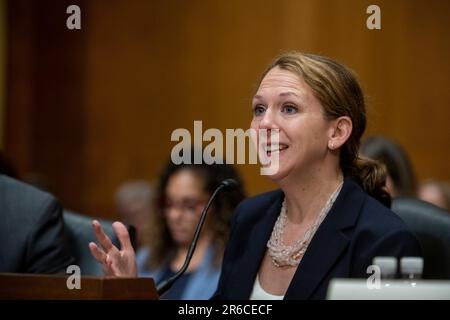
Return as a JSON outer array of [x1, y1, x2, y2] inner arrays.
[[221, 178, 239, 191]]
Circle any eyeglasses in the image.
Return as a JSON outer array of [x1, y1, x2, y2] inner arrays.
[[162, 198, 207, 215]]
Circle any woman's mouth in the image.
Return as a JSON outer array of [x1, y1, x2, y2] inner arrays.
[[263, 143, 289, 156]]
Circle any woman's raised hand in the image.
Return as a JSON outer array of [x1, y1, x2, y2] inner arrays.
[[88, 220, 138, 277]]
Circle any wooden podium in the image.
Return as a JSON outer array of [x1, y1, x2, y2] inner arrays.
[[0, 273, 159, 300]]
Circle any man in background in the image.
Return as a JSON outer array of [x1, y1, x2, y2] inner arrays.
[[0, 152, 74, 273]]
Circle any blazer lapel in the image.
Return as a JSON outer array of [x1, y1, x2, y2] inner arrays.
[[231, 191, 283, 299], [284, 178, 365, 299]]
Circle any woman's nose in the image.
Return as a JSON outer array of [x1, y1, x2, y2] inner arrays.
[[166, 206, 183, 221], [259, 108, 278, 130]]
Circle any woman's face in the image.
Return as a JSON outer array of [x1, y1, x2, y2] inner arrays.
[[163, 169, 209, 247], [251, 67, 334, 182]]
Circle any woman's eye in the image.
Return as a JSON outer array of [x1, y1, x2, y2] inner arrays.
[[282, 104, 298, 114], [187, 206, 197, 212], [253, 105, 265, 117]]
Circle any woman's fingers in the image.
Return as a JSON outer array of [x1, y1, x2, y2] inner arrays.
[[89, 220, 137, 277], [102, 259, 115, 276], [112, 221, 134, 252], [92, 220, 115, 252], [88, 242, 107, 263], [90, 242, 121, 276]]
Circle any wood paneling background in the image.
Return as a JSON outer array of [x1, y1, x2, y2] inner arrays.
[[0, 0, 6, 148], [5, 0, 450, 218]]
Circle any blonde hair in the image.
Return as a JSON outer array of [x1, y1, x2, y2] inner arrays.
[[260, 52, 390, 206]]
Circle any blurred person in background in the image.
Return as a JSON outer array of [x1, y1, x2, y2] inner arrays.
[[360, 135, 417, 198], [418, 180, 450, 211], [90, 152, 246, 299], [115, 180, 154, 252], [0, 151, 74, 273]]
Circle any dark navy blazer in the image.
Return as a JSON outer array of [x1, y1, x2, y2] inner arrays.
[[213, 178, 422, 300], [0, 174, 74, 273]]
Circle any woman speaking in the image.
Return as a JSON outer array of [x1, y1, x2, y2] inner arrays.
[[213, 52, 421, 299]]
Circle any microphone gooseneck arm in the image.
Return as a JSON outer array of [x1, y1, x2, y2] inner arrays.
[[156, 180, 236, 296]]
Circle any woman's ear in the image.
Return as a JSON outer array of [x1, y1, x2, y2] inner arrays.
[[328, 116, 353, 151]]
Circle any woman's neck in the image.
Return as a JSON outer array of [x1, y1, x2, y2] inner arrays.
[[278, 165, 343, 225]]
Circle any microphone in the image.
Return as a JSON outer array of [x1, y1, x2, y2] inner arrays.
[[220, 178, 239, 191], [156, 178, 239, 296]]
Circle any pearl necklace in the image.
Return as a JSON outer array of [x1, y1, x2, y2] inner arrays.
[[267, 181, 343, 268]]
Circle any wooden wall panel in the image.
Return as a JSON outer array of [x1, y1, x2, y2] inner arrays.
[[0, 0, 6, 148], [6, 0, 86, 211], [6, 0, 450, 219]]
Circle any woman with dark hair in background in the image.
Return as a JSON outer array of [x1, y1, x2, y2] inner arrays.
[[360, 135, 417, 198], [137, 157, 245, 299], [90, 153, 246, 299]]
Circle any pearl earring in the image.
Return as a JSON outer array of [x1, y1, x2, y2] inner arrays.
[[329, 142, 334, 150]]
